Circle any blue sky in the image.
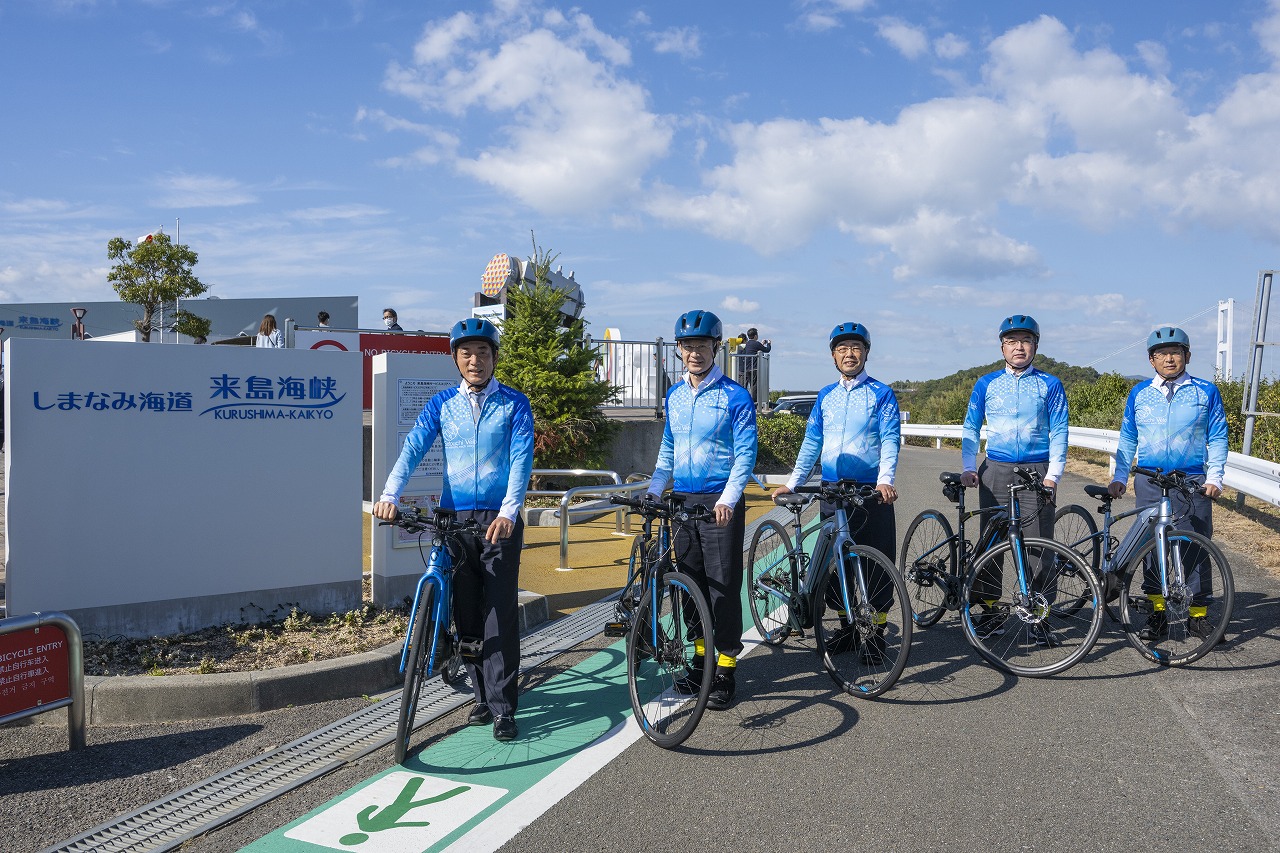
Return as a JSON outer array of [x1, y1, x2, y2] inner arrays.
[[3, 0, 1280, 390]]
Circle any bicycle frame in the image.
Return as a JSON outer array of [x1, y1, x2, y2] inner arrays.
[[400, 534, 453, 678], [798, 482, 882, 624]]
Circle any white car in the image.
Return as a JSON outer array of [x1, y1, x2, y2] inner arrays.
[[770, 394, 817, 418]]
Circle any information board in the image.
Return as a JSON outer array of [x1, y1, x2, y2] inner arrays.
[[0, 624, 70, 719]]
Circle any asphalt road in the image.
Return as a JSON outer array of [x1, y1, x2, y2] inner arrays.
[[2, 445, 1278, 853]]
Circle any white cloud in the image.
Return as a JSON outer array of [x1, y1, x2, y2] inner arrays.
[[934, 33, 969, 60], [877, 18, 929, 60], [650, 26, 701, 59], [384, 4, 672, 213], [849, 208, 1042, 280], [721, 295, 759, 312], [150, 173, 257, 208]]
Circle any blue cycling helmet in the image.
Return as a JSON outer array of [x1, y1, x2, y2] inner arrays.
[[999, 314, 1040, 341], [674, 309, 722, 342], [829, 322, 871, 351], [1147, 326, 1190, 353], [449, 317, 500, 353]]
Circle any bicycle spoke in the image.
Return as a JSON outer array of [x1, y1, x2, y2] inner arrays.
[[901, 510, 955, 628], [815, 545, 912, 698], [748, 520, 795, 644]]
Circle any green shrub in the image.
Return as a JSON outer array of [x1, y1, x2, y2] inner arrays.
[[757, 414, 806, 473]]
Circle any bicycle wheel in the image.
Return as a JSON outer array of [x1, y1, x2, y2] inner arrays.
[[627, 570, 714, 748], [395, 585, 437, 763], [900, 509, 957, 628], [747, 520, 795, 644], [1052, 504, 1101, 616], [1118, 530, 1233, 666], [814, 543, 912, 698], [960, 537, 1103, 677]]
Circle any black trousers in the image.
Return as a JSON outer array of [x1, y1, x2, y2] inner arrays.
[[452, 510, 523, 717], [672, 492, 746, 660], [972, 459, 1056, 603], [1133, 475, 1215, 601], [820, 490, 897, 613]]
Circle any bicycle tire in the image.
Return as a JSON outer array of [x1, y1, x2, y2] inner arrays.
[[747, 519, 795, 645], [395, 584, 437, 763], [960, 537, 1103, 677], [1118, 530, 1234, 666], [900, 509, 957, 628], [1052, 504, 1102, 616], [814, 543, 912, 698], [627, 570, 715, 748]]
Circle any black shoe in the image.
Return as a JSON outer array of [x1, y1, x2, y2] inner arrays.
[[1032, 625, 1061, 648], [672, 656, 704, 695], [859, 626, 886, 664], [467, 704, 493, 726], [493, 715, 518, 741], [826, 623, 858, 655], [1186, 615, 1216, 641], [707, 669, 736, 710], [973, 607, 1007, 639], [1139, 609, 1168, 642]]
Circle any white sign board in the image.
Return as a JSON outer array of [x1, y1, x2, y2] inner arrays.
[[3, 338, 364, 637]]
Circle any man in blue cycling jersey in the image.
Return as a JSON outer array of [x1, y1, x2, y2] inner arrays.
[[961, 315, 1069, 639], [772, 322, 901, 662], [1107, 326, 1228, 641], [373, 318, 534, 742], [648, 309, 757, 709]]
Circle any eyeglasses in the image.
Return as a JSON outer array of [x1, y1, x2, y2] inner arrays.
[[1002, 338, 1035, 348], [833, 344, 866, 355], [679, 341, 714, 354]]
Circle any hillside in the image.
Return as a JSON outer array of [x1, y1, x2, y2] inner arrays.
[[890, 355, 1101, 424]]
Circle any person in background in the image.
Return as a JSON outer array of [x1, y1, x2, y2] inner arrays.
[[739, 327, 772, 402], [383, 308, 403, 331], [193, 335, 207, 344], [317, 311, 330, 328], [256, 314, 284, 348]]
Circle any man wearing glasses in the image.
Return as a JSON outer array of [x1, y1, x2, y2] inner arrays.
[[647, 309, 757, 709], [961, 315, 1069, 638]]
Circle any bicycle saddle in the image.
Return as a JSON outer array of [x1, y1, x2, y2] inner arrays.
[[775, 494, 808, 509], [1084, 485, 1112, 500], [939, 472, 963, 486]]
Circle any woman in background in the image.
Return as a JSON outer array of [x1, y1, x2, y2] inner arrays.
[[256, 314, 284, 348]]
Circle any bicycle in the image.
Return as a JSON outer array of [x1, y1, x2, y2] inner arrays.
[[606, 493, 716, 748], [900, 467, 1104, 676], [746, 480, 911, 697], [1054, 467, 1233, 666], [379, 505, 486, 764]]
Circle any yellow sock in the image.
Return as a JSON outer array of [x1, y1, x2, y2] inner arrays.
[[1190, 605, 1208, 619], [694, 639, 706, 658], [716, 653, 737, 668], [1148, 594, 1166, 612], [874, 612, 889, 626], [983, 599, 997, 609]]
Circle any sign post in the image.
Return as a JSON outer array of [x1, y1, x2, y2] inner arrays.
[[0, 611, 86, 750]]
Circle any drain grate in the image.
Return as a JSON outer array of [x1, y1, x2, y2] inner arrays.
[[44, 598, 622, 853]]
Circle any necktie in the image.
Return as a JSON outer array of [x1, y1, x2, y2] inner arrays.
[[470, 391, 483, 423], [1164, 381, 1175, 402]]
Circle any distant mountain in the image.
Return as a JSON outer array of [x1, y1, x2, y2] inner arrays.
[[890, 355, 1101, 424]]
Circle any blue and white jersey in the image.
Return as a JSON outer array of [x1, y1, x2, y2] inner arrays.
[[648, 365, 757, 506], [786, 374, 900, 489], [1112, 375, 1228, 489], [962, 366, 1069, 480], [379, 381, 535, 521]]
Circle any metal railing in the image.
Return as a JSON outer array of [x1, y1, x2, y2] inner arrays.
[[900, 423, 1280, 508], [525, 469, 653, 571], [589, 337, 771, 412]]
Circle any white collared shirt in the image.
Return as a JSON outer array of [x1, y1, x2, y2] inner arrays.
[[1154, 371, 1191, 399], [683, 364, 726, 398], [839, 370, 868, 391], [460, 376, 498, 423]]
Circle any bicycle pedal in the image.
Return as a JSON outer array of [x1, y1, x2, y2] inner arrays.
[[457, 636, 484, 662], [604, 622, 629, 638]]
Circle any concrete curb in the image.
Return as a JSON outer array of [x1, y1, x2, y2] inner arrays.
[[34, 590, 549, 726]]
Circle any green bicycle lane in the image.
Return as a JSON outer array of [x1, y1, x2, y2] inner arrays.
[[242, 505, 798, 853]]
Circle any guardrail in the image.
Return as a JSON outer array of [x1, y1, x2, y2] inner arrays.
[[525, 469, 652, 571], [901, 424, 1280, 508]]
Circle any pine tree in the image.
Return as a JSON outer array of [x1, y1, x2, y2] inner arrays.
[[495, 235, 619, 471]]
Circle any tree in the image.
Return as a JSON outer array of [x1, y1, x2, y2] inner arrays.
[[107, 231, 210, 342], [494, 234, 619, 472]]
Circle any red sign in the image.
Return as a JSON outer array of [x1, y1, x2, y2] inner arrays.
[[357, 333, 452, 408], [0, 625, 71, 719]]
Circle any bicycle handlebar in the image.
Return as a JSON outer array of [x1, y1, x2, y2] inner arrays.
[[1132, 466, 1205, 495], [794, 480, 883, 506], [610, 493, 715, 523], [377, 506, 486, 537]]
